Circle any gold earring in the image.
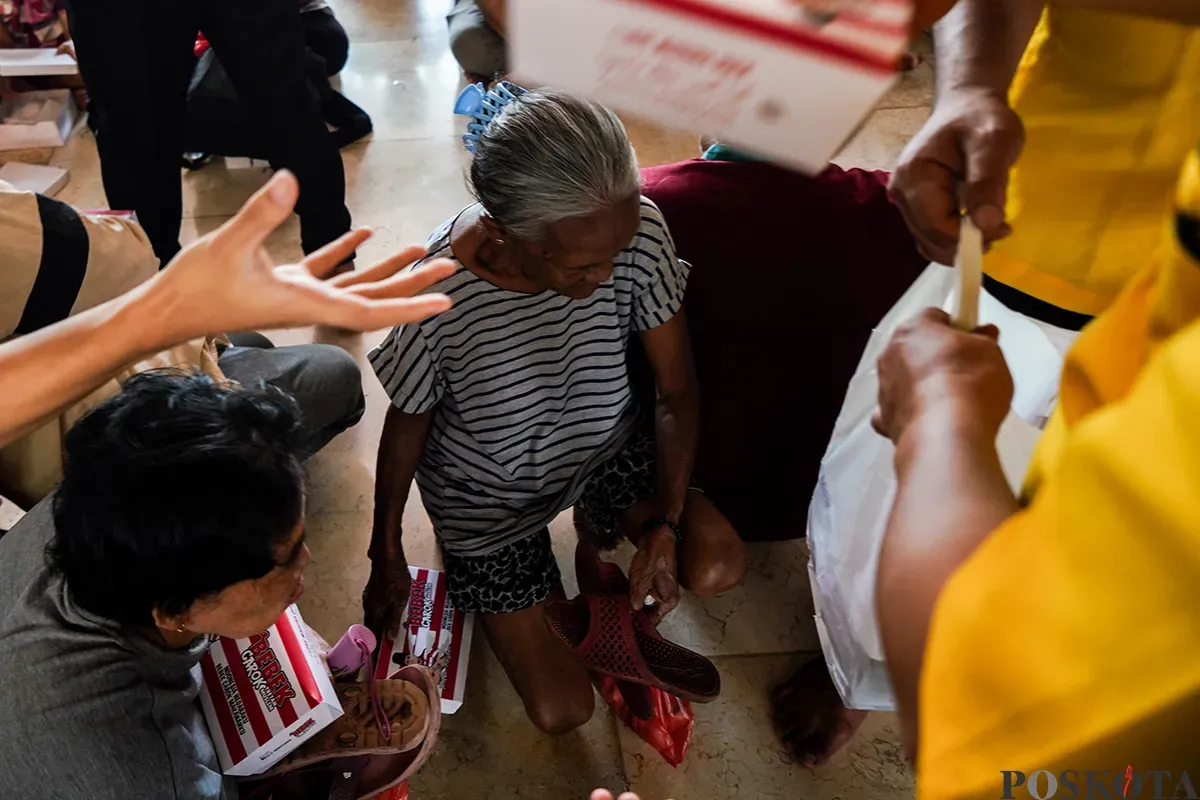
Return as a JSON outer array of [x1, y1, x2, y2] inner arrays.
[[493, 238, 504, 246], [176, 623, 187, 633]]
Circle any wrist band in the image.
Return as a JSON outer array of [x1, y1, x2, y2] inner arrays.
[[642, 516, 682, 544]]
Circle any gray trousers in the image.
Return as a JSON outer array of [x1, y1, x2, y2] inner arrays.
[[219, 336, 365, 458], [447, 0, 507, 79]]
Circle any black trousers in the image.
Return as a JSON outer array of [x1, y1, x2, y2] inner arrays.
[[70, 0, 352, 263], [303, 7, 349, 77]]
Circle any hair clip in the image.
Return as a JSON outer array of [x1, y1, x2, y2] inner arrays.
[[454, 80, 528, 153]]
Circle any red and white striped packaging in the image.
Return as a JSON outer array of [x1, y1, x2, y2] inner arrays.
[[374, 567, 475, 714], [510, 0, 913, 173], [198, 605, 343, 776]]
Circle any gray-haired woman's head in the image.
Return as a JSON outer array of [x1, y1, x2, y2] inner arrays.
[[470, 90, 641, 241], [468, 90, 643, 299]]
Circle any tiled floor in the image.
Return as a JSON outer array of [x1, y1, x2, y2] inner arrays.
[[2, 3, 936, 797]]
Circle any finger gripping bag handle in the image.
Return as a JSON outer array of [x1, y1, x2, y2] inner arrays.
[[952, 217, 983, 330]]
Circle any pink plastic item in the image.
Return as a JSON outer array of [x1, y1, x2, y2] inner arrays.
[[327, 624, 377, 679]]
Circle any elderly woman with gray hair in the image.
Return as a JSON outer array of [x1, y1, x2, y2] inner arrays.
[[363, 88, 746, 733]]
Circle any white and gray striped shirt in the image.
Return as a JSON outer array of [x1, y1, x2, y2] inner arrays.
[[369, 197, 688, 557]]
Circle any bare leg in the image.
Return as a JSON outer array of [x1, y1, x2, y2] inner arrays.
[[481, 587, 596, 736], [619, 489, 747, 596], [771, 656, 868, 767]]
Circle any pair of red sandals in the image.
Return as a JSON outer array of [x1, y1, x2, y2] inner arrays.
[[544, 549, 721, 709]]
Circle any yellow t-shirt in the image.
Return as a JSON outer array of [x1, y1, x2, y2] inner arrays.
[[984, 7, 1200, 316], [917, 150, 1200, 797]]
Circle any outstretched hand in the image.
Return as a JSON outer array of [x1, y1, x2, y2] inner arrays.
[[146, 170, 455, 347]]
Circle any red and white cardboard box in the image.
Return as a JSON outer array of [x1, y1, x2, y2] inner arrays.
[[374, 566, 475, 714], [510, 0, 912, 173], [199, 605, 343, 776]]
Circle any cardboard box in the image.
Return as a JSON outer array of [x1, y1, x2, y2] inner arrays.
[[199, 605, 344, 776], [375, 567, 475, 714], [0, 162, 69, 196], [0, 48, 79, 77], [0, 90, 78, 150], [510, 0, 912, 173]]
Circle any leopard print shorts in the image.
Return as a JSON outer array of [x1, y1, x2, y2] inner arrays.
[[574, 430, 657, 549], [440, 432, 658, 614], [441, 528, 562, 614]]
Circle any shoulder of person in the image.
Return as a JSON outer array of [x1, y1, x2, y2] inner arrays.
[[616, 197, 681, 280]]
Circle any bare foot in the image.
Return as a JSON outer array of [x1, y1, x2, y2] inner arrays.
[[771, 656, 868, 767]]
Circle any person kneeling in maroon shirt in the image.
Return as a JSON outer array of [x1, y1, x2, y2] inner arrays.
[[642, 145, 926, 766]]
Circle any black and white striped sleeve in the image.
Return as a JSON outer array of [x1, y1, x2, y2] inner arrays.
[[630, 199, 690, 332], [368, 322, 443, 414]]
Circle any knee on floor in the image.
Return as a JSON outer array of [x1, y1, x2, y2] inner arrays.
[[309, 343, 365, 423], [526, 688, 595, 736], [683, 538, 749, 597]]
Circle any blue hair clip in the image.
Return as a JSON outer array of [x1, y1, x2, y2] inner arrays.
[[453, 81, 528, 153]]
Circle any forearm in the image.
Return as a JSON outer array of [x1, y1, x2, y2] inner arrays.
[[370, 406, 431, 565], [0, 280, 171, 448], [933, 0, 1044, 100], [652, 388, 699, 524], [876, 416, 1018, 753]]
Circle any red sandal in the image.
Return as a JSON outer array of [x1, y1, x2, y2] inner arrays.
[[545, 592, 720, 704], [574, 552, 657, 719]]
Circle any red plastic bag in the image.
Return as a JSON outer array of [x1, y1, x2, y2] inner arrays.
[[596, 676, 693, 767]]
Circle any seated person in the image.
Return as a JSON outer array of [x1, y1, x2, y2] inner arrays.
[[0, 372, 331, 799], [642, 144, 927, 544], [0, 178, 364, 507], [0, 0, 67, 47], [448, 0, 506, 83], [642, 143, 926, 763], [363, 90, 747, 734], [182, 0, 371, 164], [0, 0, 85, 103]]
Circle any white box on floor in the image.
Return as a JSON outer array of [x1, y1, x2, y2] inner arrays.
[[0, 48, 79, 77], [510, 0, 912, 173], [0, 162, 69, 196], [198, 605, 344, 776], [375, 566, 475, 714], [0, 90, 78, 150]]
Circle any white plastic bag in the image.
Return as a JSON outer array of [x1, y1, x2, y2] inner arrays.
[[807, 264, 1076, 710]]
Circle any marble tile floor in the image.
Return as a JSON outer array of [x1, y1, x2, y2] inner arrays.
[[1, 3, 936, 797]]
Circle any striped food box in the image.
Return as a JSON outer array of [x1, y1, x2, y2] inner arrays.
[[511, 0, 913, 173], [375, 566, 475, 714], [198, 605, 343, 776]]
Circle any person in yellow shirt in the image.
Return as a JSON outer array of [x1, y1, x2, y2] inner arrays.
[[875, 143, 1200, 799], [775, 0, 1200, 768]]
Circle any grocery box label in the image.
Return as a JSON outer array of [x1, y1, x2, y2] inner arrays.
[[375, 566, 475, 714]]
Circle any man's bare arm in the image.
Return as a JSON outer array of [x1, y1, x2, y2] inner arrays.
[[933, 0, 1044, 100], [876, 418, 1017, 754], [0, 173, 452, 450]]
